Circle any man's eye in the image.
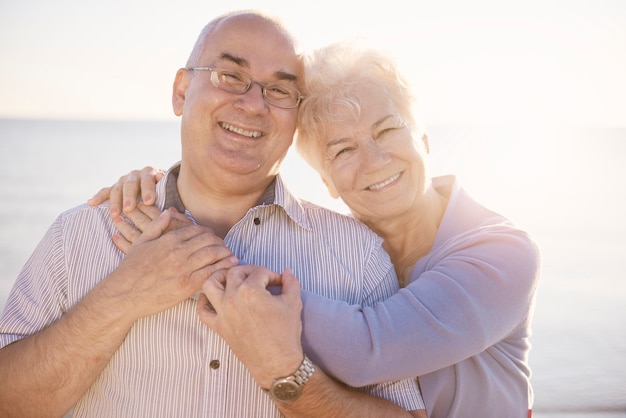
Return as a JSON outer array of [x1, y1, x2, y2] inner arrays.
[[267, 85, 291, 97], [221, 71, 246, 83]]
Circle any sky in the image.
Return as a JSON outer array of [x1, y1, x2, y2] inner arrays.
[[0, 0, 625, 127]]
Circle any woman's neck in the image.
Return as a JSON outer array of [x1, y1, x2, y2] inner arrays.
[[370, 186, 449, 285]]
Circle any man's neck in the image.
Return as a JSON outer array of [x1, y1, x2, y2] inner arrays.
[[176, 167, 276, 238]]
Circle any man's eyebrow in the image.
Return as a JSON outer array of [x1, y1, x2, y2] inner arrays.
[[274, 71, 298, 82], [219, 52, 248, 68], [218, 52, 298, 82]]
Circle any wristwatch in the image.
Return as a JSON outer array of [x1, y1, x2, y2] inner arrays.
[[266, 355, 315, 403]]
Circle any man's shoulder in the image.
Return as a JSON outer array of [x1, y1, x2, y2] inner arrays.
[[58, 201, 110, 217], [298, 200, 375, 235], [53, 202, 115, 232], [298, 199, 352, 219]]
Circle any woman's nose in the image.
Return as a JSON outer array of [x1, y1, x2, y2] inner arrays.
[[362, 139, 391, 167]]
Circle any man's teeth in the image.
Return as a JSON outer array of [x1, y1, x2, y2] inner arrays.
[[368, 173, 401, 190], [220, 122, 262, 138]]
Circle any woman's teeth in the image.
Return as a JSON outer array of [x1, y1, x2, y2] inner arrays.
[[367, 173, 400, 190]]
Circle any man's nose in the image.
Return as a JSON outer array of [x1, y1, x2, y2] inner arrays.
[[235, 82, 269, 112]]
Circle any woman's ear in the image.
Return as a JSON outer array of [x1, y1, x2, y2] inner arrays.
[[422, 133, 430, 154], [321, 176, 340, 199], [172, 68, 189, 116]]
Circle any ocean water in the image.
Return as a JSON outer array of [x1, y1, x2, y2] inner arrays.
[[0, 119, 625, 416]]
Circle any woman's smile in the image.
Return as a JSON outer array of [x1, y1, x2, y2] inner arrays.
[[366, 172, 401, 191]]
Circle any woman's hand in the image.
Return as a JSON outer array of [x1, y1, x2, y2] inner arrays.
[[88, 166, 164, 217], [113, 204, 194, 254]]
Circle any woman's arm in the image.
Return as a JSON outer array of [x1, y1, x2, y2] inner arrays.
[[300, 228, 541, 386], [198, 266, 427, 417]]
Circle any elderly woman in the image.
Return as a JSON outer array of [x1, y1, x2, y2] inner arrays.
[[293, 42, 539, 417], [95, 42, 540, 418]]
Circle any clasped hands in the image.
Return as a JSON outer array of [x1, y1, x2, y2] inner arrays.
[[107, 193, 305, 388]]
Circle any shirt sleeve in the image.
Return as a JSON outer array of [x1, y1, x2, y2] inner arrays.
[[301, 224, 541, 387], [0, 216, 68, 349], [358, 378, 426, 412], [321, 234, 426, 410]]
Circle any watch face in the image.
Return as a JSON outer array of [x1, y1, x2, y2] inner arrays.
[[271, 379, 302, 402]]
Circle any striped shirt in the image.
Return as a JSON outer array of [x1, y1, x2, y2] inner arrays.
[[0, 163, 425, 417]]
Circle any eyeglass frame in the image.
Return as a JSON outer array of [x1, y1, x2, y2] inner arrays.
[[186, 66, 305, 109]]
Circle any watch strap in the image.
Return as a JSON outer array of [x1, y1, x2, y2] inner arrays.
[[264, 355, 315, 402], [291, 355, 315, 386]]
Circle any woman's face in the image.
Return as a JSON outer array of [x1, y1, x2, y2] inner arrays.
[[318, 86, 430, 224]]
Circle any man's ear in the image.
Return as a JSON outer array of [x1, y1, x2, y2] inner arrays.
[[321, 176, 339, 199], [172, 68, 189, 116]]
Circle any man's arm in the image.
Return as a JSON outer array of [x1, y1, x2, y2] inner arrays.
[[0, 275, 142, 417], [0, 211, 237, 417], [198, 266, 426, 417], [275, 366, 426, 418]]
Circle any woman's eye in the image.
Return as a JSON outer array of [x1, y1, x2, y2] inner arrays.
[[334, 147, 354, 159], [377, 127, 398, 138]]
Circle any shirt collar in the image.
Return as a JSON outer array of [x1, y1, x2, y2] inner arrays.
[[155, 162, 312, 231]]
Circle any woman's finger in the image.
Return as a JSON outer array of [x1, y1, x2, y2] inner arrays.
[[112, 232, 132, 254], [114, 215, 142, 244], [121, 172, 141, 213], [133, 210, 172, 246], [136, 203, 164, 221], [123, 207, 155, 233], [87, 186, 112, 207], [139, 167, 162, 205]]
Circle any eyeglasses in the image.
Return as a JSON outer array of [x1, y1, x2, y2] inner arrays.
[[187, 66, 304, 109]]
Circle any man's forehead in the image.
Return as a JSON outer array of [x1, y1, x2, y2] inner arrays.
[[208, 14, 296, 54], [201, 15, 302, 77]]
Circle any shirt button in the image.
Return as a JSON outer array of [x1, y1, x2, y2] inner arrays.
[[253, 217, 261, 225], [210, 360, 220, 370]]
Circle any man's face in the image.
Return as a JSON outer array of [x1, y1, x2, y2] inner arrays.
[[173, 15, 303, 190]]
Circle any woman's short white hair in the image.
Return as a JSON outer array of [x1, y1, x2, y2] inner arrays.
[[295, 41, 424, 172]]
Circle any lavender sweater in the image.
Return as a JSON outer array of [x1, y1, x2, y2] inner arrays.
[[300, 176, 541, 418]]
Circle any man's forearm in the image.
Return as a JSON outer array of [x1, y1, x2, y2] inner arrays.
[[0, 282, 135, 417], [276, 368, 418, 418]]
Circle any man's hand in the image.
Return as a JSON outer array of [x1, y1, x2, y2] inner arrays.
[[199, 266, 428, 418], [198, 265, 303, 389], [107, 209, 238, 319], [88, 166, 163, 217]]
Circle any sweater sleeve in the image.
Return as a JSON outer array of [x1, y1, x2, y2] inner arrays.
[[300, 223, 541, 387]]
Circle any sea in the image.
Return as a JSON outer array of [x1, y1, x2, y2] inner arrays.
[[0, 118, 624, 417]]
